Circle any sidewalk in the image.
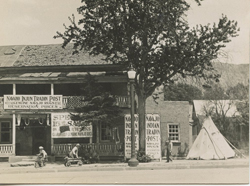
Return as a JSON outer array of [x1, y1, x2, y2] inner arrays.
[[0, 158, 248, 174]]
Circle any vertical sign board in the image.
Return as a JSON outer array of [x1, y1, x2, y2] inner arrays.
[[145, 114, 161, 160], [124, 114, 139, 159]]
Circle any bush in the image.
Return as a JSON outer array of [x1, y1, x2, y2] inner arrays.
[[137, 150, 152, 163], [80, 146, 100, 164]]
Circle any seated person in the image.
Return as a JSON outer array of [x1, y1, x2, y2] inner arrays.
[[69, 143, 80, 158], [37, 146, 47, 164]]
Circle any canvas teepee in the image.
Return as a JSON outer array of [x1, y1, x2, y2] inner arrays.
[[187, 116, 235, 160]]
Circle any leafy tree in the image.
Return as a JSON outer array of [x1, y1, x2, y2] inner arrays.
[[164, 83, 202, 101], [55, 0, 239, 150], [202, 83, 229, 100], [227, 83, 249, 100], [71, 73, 121, 130]]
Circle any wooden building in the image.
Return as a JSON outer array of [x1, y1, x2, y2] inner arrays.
[[0, 44, 196, 162], [0, 44, 130, 161]]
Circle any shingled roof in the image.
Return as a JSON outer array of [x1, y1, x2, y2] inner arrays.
[[0, 45, 25, 67], [0, 44, 110, 67]]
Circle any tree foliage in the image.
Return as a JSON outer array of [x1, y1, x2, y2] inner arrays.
[[227, 83, 249, 100], [55, 1, 239, 96], [202, 83, 229, 100], [164, 83, 202, 101], [55, 0, 239, 149], [71, 73, 121, 129]]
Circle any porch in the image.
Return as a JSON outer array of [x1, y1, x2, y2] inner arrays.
[[0, 144, 13, 157], [0, 143, 124, 163], [52, 143, 124, 157]]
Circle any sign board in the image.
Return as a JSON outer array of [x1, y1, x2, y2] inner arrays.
[[145, 114, 161, 159], [51, 112, 92, 138], [124, 114, 139, 159], [4, 95, 63, 110]]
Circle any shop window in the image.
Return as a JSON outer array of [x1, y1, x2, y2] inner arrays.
[[0, 121, 12, 144], [168, 123, 180, 141], [100, 123, 111, 142]]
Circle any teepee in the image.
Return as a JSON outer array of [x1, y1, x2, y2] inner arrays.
[[187, 116, 235, 160]]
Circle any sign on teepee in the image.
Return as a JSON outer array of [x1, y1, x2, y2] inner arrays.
[[187, 116, 235, 160]]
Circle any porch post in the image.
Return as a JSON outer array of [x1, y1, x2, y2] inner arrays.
[[13, 84, 16, 95], [51, 84, 54, 155], [51, 84, 54, 95], [12, 114, 16, 155], [12, 84, 16, 155]]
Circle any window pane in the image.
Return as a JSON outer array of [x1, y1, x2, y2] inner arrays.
[[1, 133, 10, 143], [1, 122, 11, 131], [168, 124, 179, 141]]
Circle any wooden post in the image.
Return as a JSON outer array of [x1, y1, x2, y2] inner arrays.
[[96, 121, 100, 143], [189, 124, 193, 149], [12, 84, 16, 155], [50, 84, 54, 155], [13, 84, 16, 95], [12, 114, 16, 156], [51, 84, 54, 95]]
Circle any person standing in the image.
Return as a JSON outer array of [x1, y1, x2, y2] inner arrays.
[[166, 138, 173, 163]]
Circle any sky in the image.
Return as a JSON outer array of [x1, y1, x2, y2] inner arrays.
[[0, 0, 249, 64]]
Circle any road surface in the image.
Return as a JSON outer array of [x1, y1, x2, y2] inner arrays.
[[0, 167, 248, 184]]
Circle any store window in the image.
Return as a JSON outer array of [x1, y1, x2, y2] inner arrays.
[[168, 123, 180, 141], [100, 123, 111, 142], [0, 121, 12, 144]]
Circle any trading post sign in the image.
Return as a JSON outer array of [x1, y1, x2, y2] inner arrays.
[[145, 114, 161, 159], [124, 114, 139, 159], [51, 112, 92, 138], [4, 95, 63, 110]]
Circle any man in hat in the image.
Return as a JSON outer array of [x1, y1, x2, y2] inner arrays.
[[69, 143, 81, 158], [166, 138, 173, 163]]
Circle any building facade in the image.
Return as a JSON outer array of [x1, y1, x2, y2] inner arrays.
[[0, 44, 196, 161]]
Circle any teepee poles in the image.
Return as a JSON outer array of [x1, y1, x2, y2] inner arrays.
[[223, 136, 246, 159]]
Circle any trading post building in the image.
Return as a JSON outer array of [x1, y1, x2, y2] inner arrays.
[[0, 44, 194, 162]]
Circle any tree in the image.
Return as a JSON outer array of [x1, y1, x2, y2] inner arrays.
[[71, 73, 121, 130], [227, 83, 249, 100], [201, 100, 241, 147], [55, 0, 239, 150], [164, 83, 202, 101], [202, 83, 229, 100]]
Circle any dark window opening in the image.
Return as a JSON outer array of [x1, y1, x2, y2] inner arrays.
[[16, 84, 50, 95], [54, 84, 83, 96], [100, 123, 111, 142], [0, 121, 12, 144], [0, 84, 12, 96]]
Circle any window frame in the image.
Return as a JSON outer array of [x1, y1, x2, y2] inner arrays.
[[0, 121, 12, 144], [100, 122, 111, 142], [167, 123, 180, 142]]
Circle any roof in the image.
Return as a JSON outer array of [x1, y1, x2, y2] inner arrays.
[[0, 45, 26, 67], [193, 100, 240, 117], [0, 44, 110, 67]]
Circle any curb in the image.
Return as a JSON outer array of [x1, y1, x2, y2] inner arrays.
[[0, 162, 248, 175]]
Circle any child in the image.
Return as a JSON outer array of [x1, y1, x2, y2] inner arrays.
[[37, 146, 47, 166], [69, 143, 80, 158]]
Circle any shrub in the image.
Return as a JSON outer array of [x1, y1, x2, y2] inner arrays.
[[80, 146, 100, 164], [137, 150, 152, 163]]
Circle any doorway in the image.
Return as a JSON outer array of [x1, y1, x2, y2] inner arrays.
[[32, 126, 47, 155], [15, 114, 50, 155]]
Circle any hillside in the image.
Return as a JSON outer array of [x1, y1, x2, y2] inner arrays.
[[177, 62, 249, 90]]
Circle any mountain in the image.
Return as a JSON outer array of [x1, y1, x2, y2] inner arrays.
[[177, 62, 249, 90]]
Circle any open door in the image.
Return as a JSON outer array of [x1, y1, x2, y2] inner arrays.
[[32, 126, 47, 155]]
